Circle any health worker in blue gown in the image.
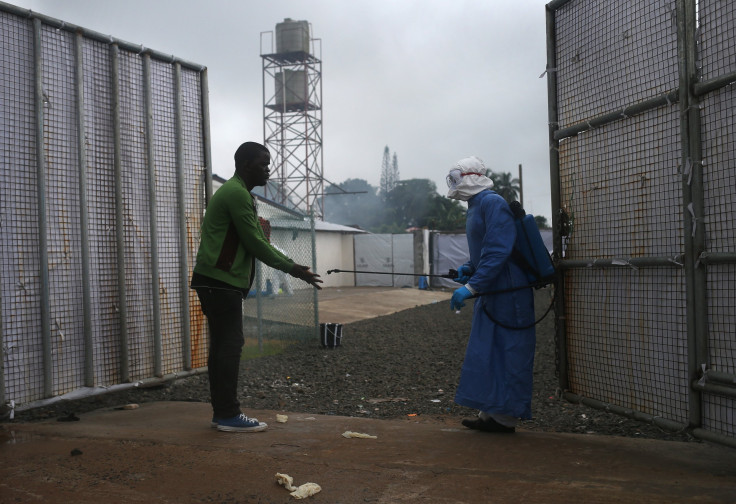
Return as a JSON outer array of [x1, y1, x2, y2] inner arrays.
[[447, 156, 535, 434]]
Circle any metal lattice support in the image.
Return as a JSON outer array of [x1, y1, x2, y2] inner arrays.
[[260, 40, 324, 217]]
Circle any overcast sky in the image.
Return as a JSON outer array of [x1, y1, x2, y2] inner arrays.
[[10, 0, 553, 220]]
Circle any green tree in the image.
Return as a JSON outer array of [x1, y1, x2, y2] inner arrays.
[[324, 177, 465, 232], [379, 146, 400, 198], [324, 178, 382, 229], [379, 146, 391, 197], [383, 178, 465, 232], [486, 170, 521, 204]]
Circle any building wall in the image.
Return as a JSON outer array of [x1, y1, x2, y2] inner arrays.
[[316, 232, 356, 288]]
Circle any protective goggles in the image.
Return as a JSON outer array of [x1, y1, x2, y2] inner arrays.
[[446, 169, 484, 189]]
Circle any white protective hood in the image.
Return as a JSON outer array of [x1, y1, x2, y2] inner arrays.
[[446, 156, 494, 201]]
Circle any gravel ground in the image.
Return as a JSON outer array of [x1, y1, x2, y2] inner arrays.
[[13, 288, 693, 442]]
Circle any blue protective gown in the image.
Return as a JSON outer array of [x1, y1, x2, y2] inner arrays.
[[453, 190, 536, 419]]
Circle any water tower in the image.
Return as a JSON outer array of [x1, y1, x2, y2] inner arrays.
[[261, 19, 324, 217]]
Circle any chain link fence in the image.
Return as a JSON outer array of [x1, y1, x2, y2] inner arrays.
[[547, 0, 735, 447], [243, 197, 318, 355]]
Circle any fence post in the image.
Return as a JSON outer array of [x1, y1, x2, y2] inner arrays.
[[545, 4, 568, 392], [74, 31, 95, 387], [33, 18, 53, 398], [201, 69, 213, 207], [0, 265, 5, 405], [143, 53, 163, 378], [111, 43, 130, 382], [677, 0, 705, 429], [174, 63, 192, 371], [311, 209, 319, 341]]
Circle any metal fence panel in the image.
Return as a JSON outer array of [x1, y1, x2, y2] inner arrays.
[[698, 0, 736, 81], [180, 70, 208, 370], [698, 0, 736, 439], [554, 0, 679, 129], [558, 106, 684, 259], [41, 25, 86, 396], [548, 0, 735, 446], [564, 268, 689, 423], [0, 5, 208, 408], [0, 11, 43, 403], [82, 37, 122, 388]]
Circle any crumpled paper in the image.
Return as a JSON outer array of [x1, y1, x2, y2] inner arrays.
[[275, 473, 321, 499]]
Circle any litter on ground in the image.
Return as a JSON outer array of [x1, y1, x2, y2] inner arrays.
[[275, 473, 321, 499], [342, 431, 377, 439]]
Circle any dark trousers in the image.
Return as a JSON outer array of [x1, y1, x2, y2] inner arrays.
[[195, 287, 245, 419]]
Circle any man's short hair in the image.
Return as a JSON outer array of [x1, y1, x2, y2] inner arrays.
[[234, 142, 269, 168]]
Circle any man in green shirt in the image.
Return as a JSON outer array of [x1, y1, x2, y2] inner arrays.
[[191, 141, 322, 432]]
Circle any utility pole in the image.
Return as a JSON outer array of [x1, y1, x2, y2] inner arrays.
[[518, 163, 524, 207]]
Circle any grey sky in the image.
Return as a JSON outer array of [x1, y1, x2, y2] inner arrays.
[[11, 0, 553, 220]]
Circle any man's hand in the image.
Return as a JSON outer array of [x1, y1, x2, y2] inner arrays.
[[289, 263, 323, 290]]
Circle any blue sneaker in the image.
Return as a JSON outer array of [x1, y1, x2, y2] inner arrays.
[[216, 413, 268, 433]]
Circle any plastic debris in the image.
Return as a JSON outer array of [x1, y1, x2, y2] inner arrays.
[[290, 482, 321, 499], [276, 414, 288, 423], [342, 431, 377, 439], [276, 473, 296, 491], [275, 473, 321, 499]]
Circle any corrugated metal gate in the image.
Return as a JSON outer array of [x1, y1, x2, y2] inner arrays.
[[546, 0, 735, 447], [0, 4, 210, 410]]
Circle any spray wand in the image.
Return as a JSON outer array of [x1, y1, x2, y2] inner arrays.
[[326, 268, 459, 279]]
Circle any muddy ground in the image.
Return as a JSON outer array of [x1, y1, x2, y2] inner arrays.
[[13, 288, 692, 443]]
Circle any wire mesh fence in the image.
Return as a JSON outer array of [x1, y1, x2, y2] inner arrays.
[[548, 0, 736, 446], [242, 198, 318, 356], [558, 106, 684, 260], [553, 0, 679, 130], [563, 268, 690, 424], [0, 5, 209, 408], [697, 0, 736, 440]]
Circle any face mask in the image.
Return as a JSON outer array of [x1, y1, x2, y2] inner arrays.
[[446, 168, 492, 201]]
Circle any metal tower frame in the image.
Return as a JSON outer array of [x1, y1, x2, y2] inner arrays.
[[261, 37, 324, 218]]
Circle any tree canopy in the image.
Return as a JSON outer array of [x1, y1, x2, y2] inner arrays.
[[486, 170, 521, 204], [324, 178, 465, 232]]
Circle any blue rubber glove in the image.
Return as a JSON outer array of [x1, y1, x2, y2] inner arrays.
[[450, 286, 473, 311], [454, 265, 472, 284]]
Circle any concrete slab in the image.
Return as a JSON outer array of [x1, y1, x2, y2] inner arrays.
[[318, 286, 452, 324], [2, 401, 735, 503], [3, 287, 735, 503]]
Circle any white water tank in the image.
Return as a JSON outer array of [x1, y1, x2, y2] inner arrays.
[[276, 18, 310, 54], [275, 70, 306, 106]]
